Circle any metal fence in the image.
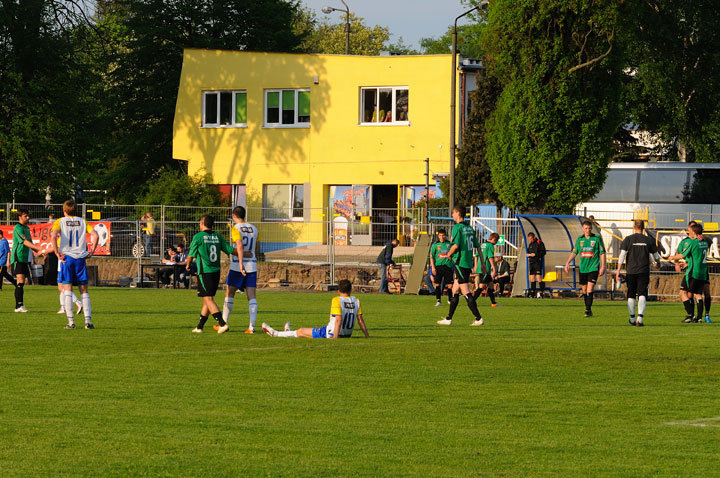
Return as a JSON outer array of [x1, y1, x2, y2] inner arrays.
[[1, 203, 438, 290]]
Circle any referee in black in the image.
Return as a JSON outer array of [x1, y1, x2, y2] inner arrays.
[[615, 220, 661, 326]]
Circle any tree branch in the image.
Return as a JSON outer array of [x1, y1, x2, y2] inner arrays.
[[568, 30, 614, 73]]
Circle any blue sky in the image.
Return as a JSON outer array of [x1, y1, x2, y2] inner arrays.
[[300, 0, 471, 50]]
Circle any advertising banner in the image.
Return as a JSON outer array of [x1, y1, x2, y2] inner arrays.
[[0, 221, 112, 256]]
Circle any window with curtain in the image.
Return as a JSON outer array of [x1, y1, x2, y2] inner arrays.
[[264, 89, 310, 127], [202, 90, 247, 127]]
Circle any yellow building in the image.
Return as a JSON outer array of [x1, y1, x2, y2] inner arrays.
[[173, 49, 465, 247]]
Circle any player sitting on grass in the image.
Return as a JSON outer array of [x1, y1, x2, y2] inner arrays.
[[262, 279, 369, 339], [187, 215, 239, 335]]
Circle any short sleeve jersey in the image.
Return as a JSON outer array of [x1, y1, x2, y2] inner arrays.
[[620, 233, 658, 274], [326, 295, 362, 338], [430, 241, 452, 267], [52, 217, 94, 259], [230, 222, 259, 274], [572, 234, 605, 273], [188, 230, 234, 274], [474, 242, 494, 274], [11, 224, 32, 264], [676, 236, 692, 258], [451, 222, 480, 269], [682, 238, 709, 281]]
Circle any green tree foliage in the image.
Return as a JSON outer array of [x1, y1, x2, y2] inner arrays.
[[456, 70, 502, 206], [625, 0, 720, 162], [0, 0, 107, 202], [420, 24, 484, 57], [100, 0, 303, 202], [140, 168, 227, 207], [295, 8, 389, 55], [482, 0, 626, 213]]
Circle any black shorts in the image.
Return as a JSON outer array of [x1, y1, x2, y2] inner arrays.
[[454, 266, 472, 284], [579, 271, 599, 285], [528, 262, 544, 276], [679, 276, 688, 291], [477, 273, 494, 284], [197, 272, 221, 297], [11, 262, 31, 277], [625, 273, 649, 298], [434, 265, 453, 287], [687, 277, 707, 295]]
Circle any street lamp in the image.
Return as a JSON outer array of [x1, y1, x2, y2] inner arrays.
[[449, 1, 487, 216], [322, 0, 351, 54]]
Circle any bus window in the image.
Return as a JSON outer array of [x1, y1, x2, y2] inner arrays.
[[593, 170, 637, 202], [684, 169, 720, 204], [637, 170, 689, 202]]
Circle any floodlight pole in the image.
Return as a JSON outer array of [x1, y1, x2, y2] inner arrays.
[[449, 5, 480, 217]]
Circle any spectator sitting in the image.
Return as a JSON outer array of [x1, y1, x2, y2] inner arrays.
[[424, 268, 436, 295], [160, 247, 178, 287], [494, 252, 511, 296], [174, 244, 190, 288]]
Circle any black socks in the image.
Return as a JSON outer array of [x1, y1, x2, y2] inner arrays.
[[15, 283, 24, 308]]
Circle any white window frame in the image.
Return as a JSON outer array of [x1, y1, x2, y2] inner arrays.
[[359, 86, 410, 126], [201, 90, 248, 128], [263, 89, 310, 128], [262, 184, 305, 221]]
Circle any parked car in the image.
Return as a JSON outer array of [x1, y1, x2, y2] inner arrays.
[[105, 218, 187, 258]]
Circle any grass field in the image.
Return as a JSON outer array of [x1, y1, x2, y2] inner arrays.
[[1, 287, 719, 476]]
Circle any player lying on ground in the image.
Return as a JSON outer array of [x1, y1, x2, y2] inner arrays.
[[262, 279, 369, 339]]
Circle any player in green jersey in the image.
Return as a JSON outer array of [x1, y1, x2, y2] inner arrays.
[[437, 205, 486, 327], [429, 228, 453, 306], [186, 215, 239, 334], [670, 223, 710, 323], [675, 221, 696, 320], [564, 220, 606, 317], [472, 232, 498, 306], [10, 209, 45, 312]]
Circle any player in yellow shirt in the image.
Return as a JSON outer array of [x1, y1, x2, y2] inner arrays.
[[262, 280, 369, 339], [49, 200, 99, 329]]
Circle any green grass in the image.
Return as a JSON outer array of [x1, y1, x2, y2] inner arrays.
[[1, 287, 719, 476]]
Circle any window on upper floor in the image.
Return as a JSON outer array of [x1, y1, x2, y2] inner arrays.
[[264, 89, 310, 128], [360, 87, 409, 125], [262, 184, 305, 220], [202, 90, 247, 127]]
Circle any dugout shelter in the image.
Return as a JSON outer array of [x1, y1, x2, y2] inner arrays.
[[513, 215, 605, 296]]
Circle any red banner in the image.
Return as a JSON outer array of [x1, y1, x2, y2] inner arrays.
[[0, 221, 112, 256]]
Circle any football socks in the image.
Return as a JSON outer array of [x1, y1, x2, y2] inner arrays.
[[15, 282, 24, 308], [627, 298, 636, 317], [222, 297, 234, 324], [638, 295, 647, 317], [81, 293, 92, 324], [249, 298, 258, 328]]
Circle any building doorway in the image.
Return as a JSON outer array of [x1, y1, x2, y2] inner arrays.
[[371, 185, 397, 245]]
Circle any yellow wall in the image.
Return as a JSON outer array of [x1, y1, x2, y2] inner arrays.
[[173, 49, 457, 225]]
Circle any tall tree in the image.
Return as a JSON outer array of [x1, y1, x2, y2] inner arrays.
[[99, 0, 303, 201], [294, 8, 390, 55], [625, 0, 720, 162], [0, 0, 104, 202], [456, 70, 502, 206], [481, 0, 627, 213]]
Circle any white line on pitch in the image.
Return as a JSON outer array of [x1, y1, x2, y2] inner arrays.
[[665, 417, 720, 427]]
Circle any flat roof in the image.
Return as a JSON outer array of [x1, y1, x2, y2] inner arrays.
[[609, 162, 720, 170]]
